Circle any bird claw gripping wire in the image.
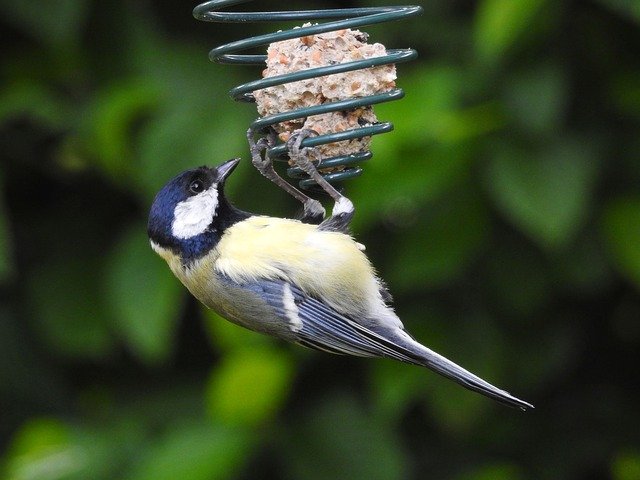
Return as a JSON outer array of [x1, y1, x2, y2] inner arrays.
[[247, 128, 326, 224], [286, 129, 355, 233], [194, 1, 422, 190]]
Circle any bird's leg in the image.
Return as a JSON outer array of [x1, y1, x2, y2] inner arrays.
[[247, 127, 325, 223], [287, 129, 355, 232]]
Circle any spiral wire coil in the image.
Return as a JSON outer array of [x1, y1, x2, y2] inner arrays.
[[194, 0, 422, 188]]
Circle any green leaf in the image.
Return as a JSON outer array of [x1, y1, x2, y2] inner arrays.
[[595, 0, 640, 24], [79, 79, 162, 182], [612, 450, 640, 480], [371, 357, 428, 421], [26, 257, 115, 360], [206, 347, 295, 427], [484, 240, 552, 316], [503, 63, 568, 136], [387, 187, 490, 290], [378, 65, 504, 145], [601, 197, 640, 288], [105, 226, 183, 364], [3, 418, 120, 480], [136, 105, 248, 201], [350, 143, 473, 230], [0, 173, 13, 282], [282, 394, 407, 480], [0, 0, 90, 48], [203, 308, 272, 353], [124, 422, 252, 480], [131, 44, 249, 201], [455, 463, 525, 480], [611, 71, 640, 118], [474, 0, 550, 62], [420, 314, 508, 433], [0, 83, 73, 129], [3, 418, 80, 480], [485, 139, 598, 249]]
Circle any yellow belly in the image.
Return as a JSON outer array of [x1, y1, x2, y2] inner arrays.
[[213, 216, 380, 316]]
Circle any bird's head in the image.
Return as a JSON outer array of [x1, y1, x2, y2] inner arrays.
[[147, 158, 241, 261]]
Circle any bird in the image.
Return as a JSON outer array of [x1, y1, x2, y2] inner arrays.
[[147, 156, 533, 410]]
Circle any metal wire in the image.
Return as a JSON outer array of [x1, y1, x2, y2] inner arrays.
[[194, 0, 422, 189]]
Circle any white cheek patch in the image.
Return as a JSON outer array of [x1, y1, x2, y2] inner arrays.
[[171, 186, 219, 239]]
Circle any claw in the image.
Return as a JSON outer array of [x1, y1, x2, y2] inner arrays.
[[247, 127, 326, 223], [286, 129, 355, 232]]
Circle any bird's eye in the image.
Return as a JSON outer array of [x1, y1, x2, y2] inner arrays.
[[189, 179, 205, 194]]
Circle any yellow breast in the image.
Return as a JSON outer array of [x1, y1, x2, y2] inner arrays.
[[213, 216, 381, 316]]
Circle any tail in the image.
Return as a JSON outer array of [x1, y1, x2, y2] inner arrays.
[[387, 329, 534, 411]]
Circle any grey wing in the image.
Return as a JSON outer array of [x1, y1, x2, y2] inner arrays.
[[236, 277, 421, 364], [225, 277, 534, 410]]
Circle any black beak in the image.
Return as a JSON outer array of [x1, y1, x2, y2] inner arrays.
[[217, 158, 240, 182]]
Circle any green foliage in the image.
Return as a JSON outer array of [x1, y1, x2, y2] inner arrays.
[[123, 422, 253, 480], [455, 463, 524, 480], [105, 226, 183, 364], [613, 451, 640, 480], [474, 0, 552, 62], [387, 187, 489, 289], [206, 346, 295, 427], [1, 0, 639, 479], [0, 173, 13, 282], [485, 139, 598, 250], [3, 417, 125, 480], [282, 394, 407, 480], [602, 196, 640, 288], [26, 256, 116, 359], [0, 0, 89, 48]]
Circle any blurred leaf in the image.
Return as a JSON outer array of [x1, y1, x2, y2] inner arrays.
[[601, 196, 640, 288], [484, 240, 551, 316], [124, 422, 252, 480], [612, 450, 640, 480], [474, 0, 550, 62], [105, 226, 183, 364], [79, 79, 162, 181], [0, 0, 89, 48], [611, 71, 640, 118], [455, 463, 524, 480], [552, 234, 614, 294], [371, 356, 428, 420], [130, 43, 249, 201], [26, 257, 115, 360], [350, 143, 473, 230], [0, 83, 73, 129], [512, 320, 581, 391], [380, 65, 504, 145], [206, 347, 295, 427], [0, 307, 65, 412], [136, 104, 248, 201], [504, 63, 568, 136], [421, 314, 507, 433], [203, 308, 272, 353], [596, 0, 640, 24], [0, 174, 13, 282], [3, 418, 80, 480], [485, 139, 598, 249], [388, 187, 490, 290], [3, 418, 118, 480], [283, 394, 407, 480]]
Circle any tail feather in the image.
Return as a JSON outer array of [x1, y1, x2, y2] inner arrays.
[[390, 330, 534, 411]]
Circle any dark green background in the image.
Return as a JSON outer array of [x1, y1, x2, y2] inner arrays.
[[1, 1, 639, 479]]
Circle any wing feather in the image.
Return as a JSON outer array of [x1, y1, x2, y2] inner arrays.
[[235, 277, 421, 363]]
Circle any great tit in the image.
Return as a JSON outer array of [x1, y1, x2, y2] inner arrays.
[[147, 157, 533, 410]]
